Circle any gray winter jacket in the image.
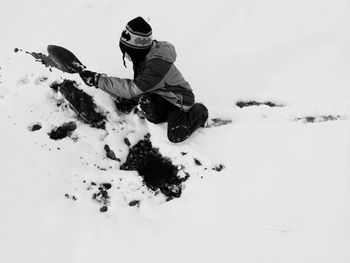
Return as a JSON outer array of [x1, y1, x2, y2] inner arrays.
[[97, 41, 195, 111]]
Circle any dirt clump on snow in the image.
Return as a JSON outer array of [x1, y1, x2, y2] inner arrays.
[[236, 100, 283, 108], [52, 80, 107, 129], [92, 183, 112, 212], [114, 97, 139, 113], [206, 118, 232, 127], [120, 134, 189, 200], [296, 115, 342, 123], [129, 200, 140, 207], [212, 164, 225, 172], [15, 48, 59, 71], [104, 145, 121, 162], [28, 123, 42, 131], [48, 121, 77, 140]]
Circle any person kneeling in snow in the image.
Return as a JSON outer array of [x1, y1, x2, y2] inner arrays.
[[79, 17, 208, 143]]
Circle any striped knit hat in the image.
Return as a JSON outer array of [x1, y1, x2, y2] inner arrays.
[[120, 17, 153, 50], [119, 17, 153, 69]]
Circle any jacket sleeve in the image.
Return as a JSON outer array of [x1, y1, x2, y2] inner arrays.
[[97, 58, 172, 99], [97, 76, 143, 99]]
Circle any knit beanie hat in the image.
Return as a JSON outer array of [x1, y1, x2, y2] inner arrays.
[[120, 17, 153, 49], [119, 17, 153, 67]]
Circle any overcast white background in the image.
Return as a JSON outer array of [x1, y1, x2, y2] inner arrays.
[[0, 0, 349, 262]]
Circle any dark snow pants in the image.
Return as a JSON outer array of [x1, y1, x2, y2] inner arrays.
[[139, 94, 209, 143]]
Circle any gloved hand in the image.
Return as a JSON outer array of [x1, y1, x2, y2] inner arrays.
[[79, 70, 101, 87]]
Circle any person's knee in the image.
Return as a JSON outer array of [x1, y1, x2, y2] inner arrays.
[[139, 94, 169, 124]]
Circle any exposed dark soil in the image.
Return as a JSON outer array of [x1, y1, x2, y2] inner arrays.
[[104, 145, 120, 162], [15, 48, 60, 71], [236, 100, 283, 108], [17, 67, 224, 206], [114, 97, 139, 113], [90, 183, 114, 212], [28, 123, 42, 131], [101, 183, 112, 190], [120, 134, 189, 199], [212, 164, 225, 172], [194, 158, 202, 166], [100, 206, 108, 212], [35, 76, 48, 85], [49, 82, 60, 93], [65, 193, 77, 201], [92, 183, 111, 204], [54, 80, 107, 129], [296, 115, 341, 123], [123, 138, 131, 147], [206, 118, 232, 127], [129, 200, 140, 207], [48, 121, 77, 140], [46, 81, 189, 201]]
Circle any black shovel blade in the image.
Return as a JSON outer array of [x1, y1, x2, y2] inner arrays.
[[47, 45, 86, 73]]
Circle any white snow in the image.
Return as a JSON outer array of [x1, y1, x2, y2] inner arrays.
[[0, 0, 350, 262]]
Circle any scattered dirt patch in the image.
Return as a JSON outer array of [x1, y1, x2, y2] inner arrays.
[[296, 115, 342, 123], [236, 100, 283, 108], [206, 118, 232, 128], [65, 194, 77, 201], [92, 183, 112, 212], [101, 183, 112, 190], [49, 82, 60, 93], [114, 97, 139, 113], [212, 164, 225, 172], [55, 79, 106, 129], [120, 134, 189, 199], [124, 138, 131, 147], [15, 48, 59, 71], [93, 189, 109, 204], [104, 145, 120, 161], [28, 122, 42, 131], [93, 164, 108, 171], [35, 76, 48, 85], [194, 158, 202, 166], [100, 206, 108, 212], [86, 181, 97, 190], [48, 121, 77, 140], [129, 200, 140, 207]]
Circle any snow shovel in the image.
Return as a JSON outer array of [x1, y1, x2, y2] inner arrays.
[[47, 45, 86, 74]]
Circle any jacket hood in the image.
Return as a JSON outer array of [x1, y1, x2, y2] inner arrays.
[[146, 41, 177, 63]]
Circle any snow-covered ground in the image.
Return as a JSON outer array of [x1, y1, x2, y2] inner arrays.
[[0, 0, 349, 262]]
